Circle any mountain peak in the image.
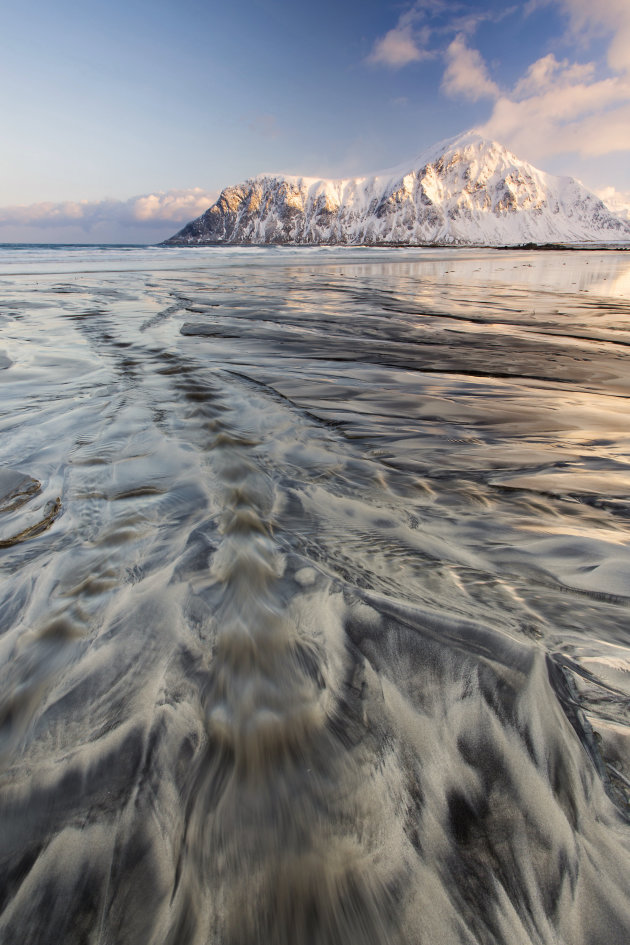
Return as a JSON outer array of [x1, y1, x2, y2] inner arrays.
[[163, 133, 630, 247]]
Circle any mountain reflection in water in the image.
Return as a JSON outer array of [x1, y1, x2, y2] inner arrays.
[[1, 245, 630, 945]]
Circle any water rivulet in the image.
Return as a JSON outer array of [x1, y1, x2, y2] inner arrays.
[[1, 247, 629, 944]]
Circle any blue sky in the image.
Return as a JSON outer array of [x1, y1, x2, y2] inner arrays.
[[2, 0, 630, 242]]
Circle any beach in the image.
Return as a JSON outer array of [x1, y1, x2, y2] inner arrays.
[[1, 244, 629, 943]]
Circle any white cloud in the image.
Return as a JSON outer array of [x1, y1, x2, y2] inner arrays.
[[477, 53, 630, 160], [550, 0, 630, 72], [435, 2, 630, 166], [597, 185, 630, 219], [367, 25, 427, 67], [366, 0, 630, 179], [442, 33, 500, 101], [449, 5, 518, 38], [366, 2, 518, 69], [512, 54, 594, 97], [557, 102, 630, 155], [0, 188, 218, 233], [365, 1, 446, 68]]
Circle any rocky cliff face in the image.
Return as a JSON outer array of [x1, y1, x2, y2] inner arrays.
[[163, 133, 630, 246]]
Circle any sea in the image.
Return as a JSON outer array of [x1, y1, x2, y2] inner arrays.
[[1, 242, 629, 944]]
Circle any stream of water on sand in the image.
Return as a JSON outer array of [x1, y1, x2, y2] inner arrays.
[[1, 245, 630, 944]]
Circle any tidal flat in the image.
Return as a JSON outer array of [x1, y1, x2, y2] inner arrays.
[[1, 244, 630, 944]]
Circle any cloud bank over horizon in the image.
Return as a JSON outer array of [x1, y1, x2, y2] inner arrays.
[[0, 189, 218, 244], [2, 159, 629, 244]]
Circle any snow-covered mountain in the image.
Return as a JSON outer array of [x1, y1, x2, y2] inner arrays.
[[163, 132, 630, 246]]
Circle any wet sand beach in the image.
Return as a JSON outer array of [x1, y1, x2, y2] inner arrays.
[[1, 245, 629, 944]]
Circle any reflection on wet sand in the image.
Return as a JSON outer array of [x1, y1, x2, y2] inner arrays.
[[0, 469, 61, 548], [0, 247, 629, 944]]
